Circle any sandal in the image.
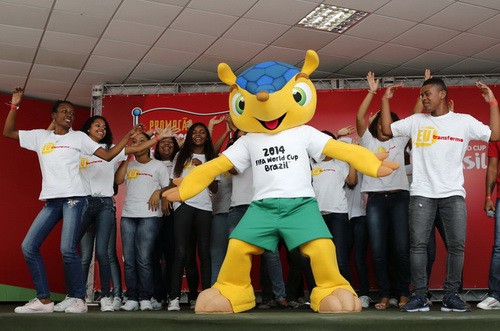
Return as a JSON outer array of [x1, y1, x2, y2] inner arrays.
[[375, 297, 390, 310], [398, 296, 409, 308]]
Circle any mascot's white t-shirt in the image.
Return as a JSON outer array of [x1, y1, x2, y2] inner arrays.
[[311, 158, 349, 213], [223, 125, 330, 201], [19, 129, 101, 200], [231, 167, 254, 207], [359, 130, 409, 193], [391, 112, 491, 198], [171, 153, 213, 211], [80, 144, 126, 197], [122, 159, 170, 217]]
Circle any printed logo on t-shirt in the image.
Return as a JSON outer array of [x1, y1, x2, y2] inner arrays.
[[376, 146, 388, 153], [80, 157, 103, 169], [42, 143, 55, 154], [311, 167, 335, 176], [415, 126, 463, 147], [254, 145, 299, 172], [126, 169, 154, 180]]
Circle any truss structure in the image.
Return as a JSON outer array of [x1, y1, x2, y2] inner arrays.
[[92, 74, 500, 115]]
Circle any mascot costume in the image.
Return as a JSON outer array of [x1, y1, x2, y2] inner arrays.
[[163, 50, 398, 313]]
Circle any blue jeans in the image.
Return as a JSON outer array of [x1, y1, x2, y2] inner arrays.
[[488, 199, 500, 300], [261, 247, 287, 300], [80, 197, 116, 297], [210, 212, 241, 284], [351, 216, 370, 296], [121, 217, 161, 301], [22, 197, 87, 299], [108, 222, 122, 298], [366, 191, 410, 298], [323, 213, 353, 282], [409, 195, 466, 296]]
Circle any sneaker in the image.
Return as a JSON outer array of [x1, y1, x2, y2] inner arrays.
[[65, 298, 88, 313], [112, 297, 122, 310], [140, 300, 153, 311], [400, 294, 430, 312], [167, 297, 180, 311], [100, 296, 114, 312], [121, 300, 139, 311], [389, 298, 398, 307], [288, 300, 302, 309], [441, 294, 471, 312], [54, 296, 77, 312], [151, 297, 163, 310], [14, 298, 54, 314], [477, 296, 500, 310], [359, 295, 370, 308], [189, 300, 196, 310]]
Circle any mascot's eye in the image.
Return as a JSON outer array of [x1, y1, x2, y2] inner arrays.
[[292, 82, 312, 107], [231, 92, 245, 115]]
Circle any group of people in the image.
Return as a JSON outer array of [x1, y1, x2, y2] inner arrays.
[[4, 69, 500, 314]]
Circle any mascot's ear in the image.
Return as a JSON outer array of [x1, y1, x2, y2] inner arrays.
[[218, 63, 237, 86], [301, 50, 319, 76]]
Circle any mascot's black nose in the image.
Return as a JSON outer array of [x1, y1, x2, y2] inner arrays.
[[256, 91, 269, 102]]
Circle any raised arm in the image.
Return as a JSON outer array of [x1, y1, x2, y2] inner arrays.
[[476, 81, 500, 141], [485, 152, 497, 215], [412, 69, 432, 114], [114, 156, 131, 186], [212, 116, 232, 155], [3, 87, 24, 140], [356, 72, 379, 136], [380, 83, 403, 137]]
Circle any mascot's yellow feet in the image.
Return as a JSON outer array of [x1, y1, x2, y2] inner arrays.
[[318, 289, 362, 313], [194, 288, 233, 314]]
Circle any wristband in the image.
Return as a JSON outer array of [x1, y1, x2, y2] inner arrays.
[[490, 100, 498, 107], [486, 196, 492, 200], [10, 105, 19, 111], [368, 89, 377, 95], [154, 135, 160, 142]]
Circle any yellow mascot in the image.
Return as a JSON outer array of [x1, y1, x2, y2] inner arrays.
[[163, 50, 398, 313]]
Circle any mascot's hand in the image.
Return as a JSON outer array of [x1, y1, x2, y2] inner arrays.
[[162, 178, 183, 202], [375, 152, 400, 177]]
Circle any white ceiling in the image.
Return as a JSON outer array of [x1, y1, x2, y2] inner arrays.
[[1, 0, 500, 107]]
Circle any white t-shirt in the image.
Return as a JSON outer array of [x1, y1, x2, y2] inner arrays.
[[231, 167, 254, 207], [223, 125, 330, 201], [211, 172, 232, 215], [344, 172, 366, 219], [171, 153, 213, 211], [80, 144, 126, 197], [359, 130, 409, 193], [311, 158, 349, 213], [122, 159, 170, 217], [161, 159, 174, 177], [19, 129, 101, 200], [391, 112, 491, 198]]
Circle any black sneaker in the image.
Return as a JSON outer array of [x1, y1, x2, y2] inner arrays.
[[441, 294, 471, 312], [400, 294, 430, 312]]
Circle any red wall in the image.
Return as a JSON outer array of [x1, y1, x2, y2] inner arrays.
[[1, 84, 498, 298]]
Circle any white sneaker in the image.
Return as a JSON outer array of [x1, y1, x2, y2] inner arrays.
[[112, 297, 122, 310], [100, 296, 114, 312], [167, 297, 180, 311], [54, 296, 77, 312], [359, 295, 370, 308], [140, 300, 153, 311], [151, 298, 163, 310], [14, 298, 54, 314], [477, 296, 500, 310], [121, 300, 139, 311], [65, 298, 88, 313]]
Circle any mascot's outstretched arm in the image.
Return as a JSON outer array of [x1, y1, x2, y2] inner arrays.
[[162, 155, 234, 202], [322, 139, 400, 178]]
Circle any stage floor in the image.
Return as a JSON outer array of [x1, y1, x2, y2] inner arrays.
[[1, 301, 499, 331]]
